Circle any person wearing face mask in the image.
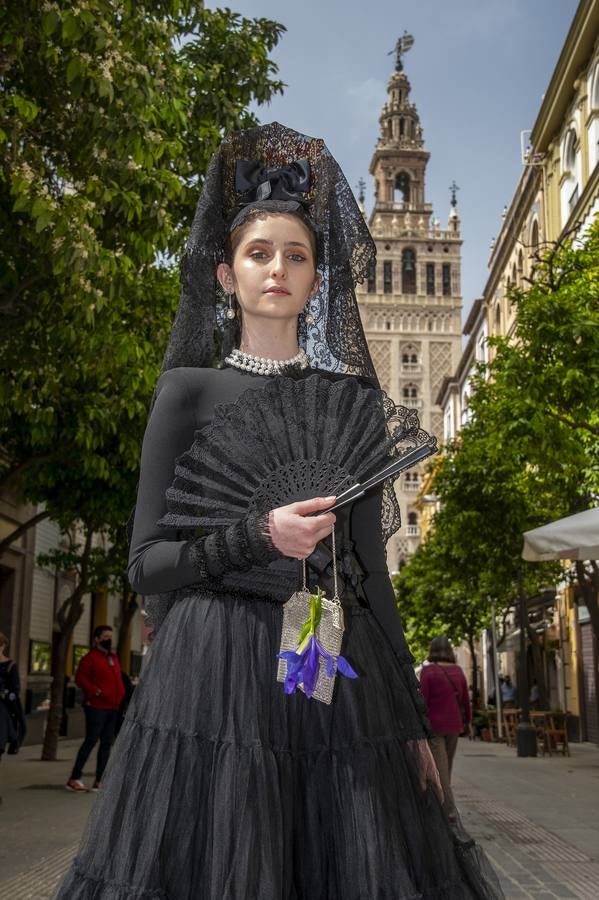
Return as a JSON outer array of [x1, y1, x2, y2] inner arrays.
[[66, 625, 125, 793]]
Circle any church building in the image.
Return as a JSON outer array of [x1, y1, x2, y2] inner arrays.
[[356, 37, 463, 570]]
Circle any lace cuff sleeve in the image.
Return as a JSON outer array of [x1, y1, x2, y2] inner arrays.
[[188, 511, 281, 579]]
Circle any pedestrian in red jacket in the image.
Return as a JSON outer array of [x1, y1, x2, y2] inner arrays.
[[419, 636, 471, 823], [66, 625, 125, 793]]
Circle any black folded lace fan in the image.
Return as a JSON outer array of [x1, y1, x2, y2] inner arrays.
[[159, 373, 437, 533]]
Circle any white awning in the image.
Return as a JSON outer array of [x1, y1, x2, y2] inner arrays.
[[522, 507, 599, 562]]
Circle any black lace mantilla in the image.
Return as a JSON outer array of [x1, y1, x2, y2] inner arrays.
[[161, 122, 377, 379]]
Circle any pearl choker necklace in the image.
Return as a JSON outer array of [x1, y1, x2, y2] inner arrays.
[[224, 347, 310, 376]]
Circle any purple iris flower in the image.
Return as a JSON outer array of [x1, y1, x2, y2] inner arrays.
[[278, 635, 358, 699]]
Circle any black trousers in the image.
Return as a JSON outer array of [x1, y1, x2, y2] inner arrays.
[[71, 706, 119, 782]]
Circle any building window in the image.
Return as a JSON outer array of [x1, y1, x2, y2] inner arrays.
[[29, 640, 51, 675], [530, 219, 539, 251], [404, 472, 420, 492], [401, 347, 419, 369], [442, 263, 451, 296], [563, 127, 577, 173], [367, 259, 376, 293], [426, 262, 435, 295], [402, 383, 419, 407], [395, 172, 410, 203], [407, 511, 419, 536], [402, 248, 416, 294], [383, 260, 393, 293]]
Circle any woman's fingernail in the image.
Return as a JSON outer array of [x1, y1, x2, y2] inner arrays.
[[324, 495, 336, 501]]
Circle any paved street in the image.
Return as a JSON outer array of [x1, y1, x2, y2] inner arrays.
[[0, 737, 598, 898]]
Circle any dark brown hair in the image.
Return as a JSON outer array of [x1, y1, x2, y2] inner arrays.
[[427, 636, 456, 664]]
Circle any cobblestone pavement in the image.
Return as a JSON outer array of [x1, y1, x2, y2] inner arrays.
[[0, 738, 598, 898], [456, 785, 599, 899]]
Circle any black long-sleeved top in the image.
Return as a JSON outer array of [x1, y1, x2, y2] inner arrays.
[[128, 366, 414, 664]]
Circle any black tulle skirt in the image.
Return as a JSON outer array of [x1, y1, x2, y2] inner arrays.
[[55, 589, 504, 899]]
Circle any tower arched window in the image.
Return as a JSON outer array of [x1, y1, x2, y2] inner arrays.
[[402, 383, 419, 407], [530, 219, 539, 252], [401, 344, 419, 371], [442, 263, 451, 296], [402, 248, 416, 294], [395, 172, 410, 204], [367, 258, 376, 293], [406, 511, 419, 536], [383, 260, 393, 294]]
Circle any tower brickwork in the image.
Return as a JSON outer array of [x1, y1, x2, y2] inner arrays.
[[356, 43, 463, 569]]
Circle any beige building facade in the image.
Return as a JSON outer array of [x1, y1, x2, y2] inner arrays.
[[486, 0, 599, 348], [437, 0, 599, 741]]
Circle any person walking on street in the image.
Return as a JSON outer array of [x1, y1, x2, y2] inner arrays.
[[66, 626, 125, 793], [419, 636, 471, 823], [0, 632, 27, 758]]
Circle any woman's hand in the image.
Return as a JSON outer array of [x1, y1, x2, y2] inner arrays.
[[268, 496, 337, 559]]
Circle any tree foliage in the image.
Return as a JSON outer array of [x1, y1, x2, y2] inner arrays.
[[1, 1, 285, 508], [395, 221, 599, 669], [1, 0, 286, 758]]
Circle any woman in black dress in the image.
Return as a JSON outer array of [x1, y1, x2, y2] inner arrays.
[[55, 123, 503, 899]]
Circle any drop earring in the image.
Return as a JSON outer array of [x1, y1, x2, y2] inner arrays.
[[304, 301, 315, 325], [226, 292, 236, 320]]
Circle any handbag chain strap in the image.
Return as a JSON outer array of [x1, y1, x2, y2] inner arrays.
[[301, 525, 341, 605]]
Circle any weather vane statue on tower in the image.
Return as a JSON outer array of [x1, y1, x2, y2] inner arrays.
[[388, 31, 414, 72]]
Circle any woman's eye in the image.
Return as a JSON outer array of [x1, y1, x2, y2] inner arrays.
[[289, 254, 306, 262], [250, 251, 267, 259]]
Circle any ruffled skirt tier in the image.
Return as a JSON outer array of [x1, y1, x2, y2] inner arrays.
[[55, 590, 503, 899]]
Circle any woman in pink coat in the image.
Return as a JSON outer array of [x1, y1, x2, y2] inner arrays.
[[420, 637, 471, 823]]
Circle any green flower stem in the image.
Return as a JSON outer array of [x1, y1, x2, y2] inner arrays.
[[297, 587, 324, 652]]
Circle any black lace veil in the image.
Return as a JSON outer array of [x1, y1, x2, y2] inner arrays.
[[161, 122, 377, 379]]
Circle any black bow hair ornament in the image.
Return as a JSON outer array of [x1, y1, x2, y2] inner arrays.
[[235, 158, 311, 203]]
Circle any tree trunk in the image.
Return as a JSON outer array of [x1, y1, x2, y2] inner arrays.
[[117, 581, 138, 673], [0, 508, 50, 555], [527, 624, 547, 708], [467, 632, 479, 711], [41, 630, 70, 761], [41, 526, 93, 760]]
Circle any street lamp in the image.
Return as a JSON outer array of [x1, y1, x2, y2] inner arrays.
[[516, 567, 537, 757]]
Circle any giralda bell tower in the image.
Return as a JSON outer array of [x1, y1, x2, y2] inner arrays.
[[356, 34, 463, 570]]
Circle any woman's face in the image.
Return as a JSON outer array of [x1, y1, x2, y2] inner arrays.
[[217, 213, 320, 322]]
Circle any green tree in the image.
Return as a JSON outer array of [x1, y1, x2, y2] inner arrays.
[[395, 419, 562, 700], [396, 221, 598, 699], [1, 1, 286, 758], [467, 219, 599, 643]]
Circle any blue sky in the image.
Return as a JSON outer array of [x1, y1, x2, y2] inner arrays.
[[207, 0, 578, 319]]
